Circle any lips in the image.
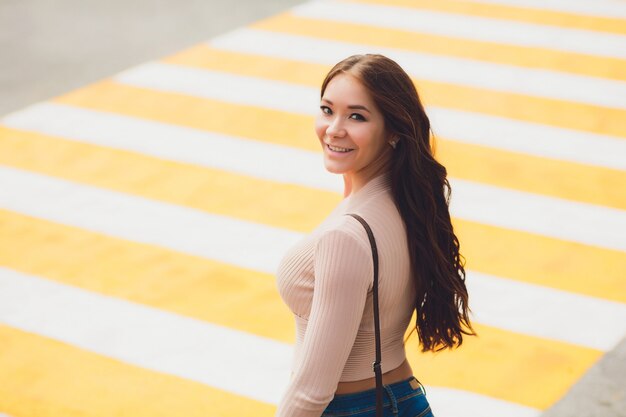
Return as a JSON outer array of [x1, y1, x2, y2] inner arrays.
[[326, 143, 354, 153]]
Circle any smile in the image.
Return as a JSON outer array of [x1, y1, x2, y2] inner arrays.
[[327, 144, 354, 153]]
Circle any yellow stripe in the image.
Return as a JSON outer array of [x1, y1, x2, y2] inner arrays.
[[0, 210, 292, 341], [252, 13, 626, 82], [455, 219, 626, 304], [1, 128, 624, 303], [165, 46, 626, 210], [438, 139, 626, 211], [347, 0, 626, 36], [0, 211, 603, 409], [0, 126, 337, 233], [404, 322, 600, 409], [164, 45, 332, 86], [0, 325, 275, 417], [421, 80, 626, 139]]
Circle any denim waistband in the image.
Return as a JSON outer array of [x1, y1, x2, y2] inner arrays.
[[328, 376, 423, 406]]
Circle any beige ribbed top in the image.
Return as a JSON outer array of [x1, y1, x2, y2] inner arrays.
[[275, 172, 417, 417]]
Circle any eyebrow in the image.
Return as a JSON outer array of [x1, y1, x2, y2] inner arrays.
[[321, 98, 371, 113]]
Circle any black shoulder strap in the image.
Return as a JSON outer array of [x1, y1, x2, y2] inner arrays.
[[345, 213, 383, 417]]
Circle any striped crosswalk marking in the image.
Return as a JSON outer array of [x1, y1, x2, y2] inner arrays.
[[163, 46, 626, 170], [293, 1, 626, 59], [211, 28, 626, 137], [0, 324, 277, 417], [344, 0, 626, 35], [5, 102, 626, 213], [50, 74, 626, 172], [244, 17, 626, 109], [1, 170, 624, 350], [454, 0, 626, 19], [0, 268, 600, 412], [0, 132, 624, 306], [1, 0, 625, 416]]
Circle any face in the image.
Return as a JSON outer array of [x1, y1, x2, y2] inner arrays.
[[315, 73, 392, 185]]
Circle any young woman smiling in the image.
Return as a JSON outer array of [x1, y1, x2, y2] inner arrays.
[[275, 54, 475, 417]]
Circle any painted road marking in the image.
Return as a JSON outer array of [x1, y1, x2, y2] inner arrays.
[[211, 28, 626, 137], [294, 1, 626, 59], [2, 116, 625, 302], [345, 0, 626, 35], [0, 324, 277, 417], [3, 103, 626, 211], [2, 147, 625, 252], [0, 170, 624, 349], [454, 0, 626, 19], [131, 42, 626, 112], [0, 267, 599, 411]]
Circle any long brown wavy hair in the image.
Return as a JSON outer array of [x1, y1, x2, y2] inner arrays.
[[321, 54, 476, 352]]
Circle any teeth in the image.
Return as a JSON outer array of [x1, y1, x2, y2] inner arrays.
[[328, 144, 352, 152]]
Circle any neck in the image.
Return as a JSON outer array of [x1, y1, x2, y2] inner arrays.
[[345, 171, 391, 208], [347, 167, 390, 197], [347, 148, 393, 196]]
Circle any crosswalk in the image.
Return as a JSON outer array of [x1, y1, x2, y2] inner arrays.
[[1, 0, 625, 416]]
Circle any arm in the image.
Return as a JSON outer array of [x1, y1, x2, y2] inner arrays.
[[276, 228, 373, 417]]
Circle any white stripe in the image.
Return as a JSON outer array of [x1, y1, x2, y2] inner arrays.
[[0, 166, 624, 351], [467, 272, 626, 351], [113, 62, 317, 115], [114, 62, 318, 115], [5, 95, 626, 173], [294, 1, 626, 59], [3, 108, 626, 251], [209, 28, 626, 110], [449, 178, 626, 252], [428, 108, 626, 171], [0, 103, 338, 191], [458, 0, 626, 20], [426, 387, 539, 417], [0, 268, 539, 417]]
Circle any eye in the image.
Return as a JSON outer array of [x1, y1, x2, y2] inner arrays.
[[350, 113, 366, 121], [320, 105, 332, 115]]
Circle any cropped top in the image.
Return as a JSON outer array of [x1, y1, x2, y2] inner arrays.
[[275, 172, 417, 417]]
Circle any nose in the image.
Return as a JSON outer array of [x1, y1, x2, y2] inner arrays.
[[325, 116, 346, 139]]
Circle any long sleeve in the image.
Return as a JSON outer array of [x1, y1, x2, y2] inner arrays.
[[275, 227, 373, 417]]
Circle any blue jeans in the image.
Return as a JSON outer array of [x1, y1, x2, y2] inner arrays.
[[322, 376, 434, 417]]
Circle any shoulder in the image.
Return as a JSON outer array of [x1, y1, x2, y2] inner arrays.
[[313, 214, 375, 286], [315, 214, 372, 257]]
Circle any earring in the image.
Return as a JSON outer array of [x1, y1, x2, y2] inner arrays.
[[389, 140, 397, 149]]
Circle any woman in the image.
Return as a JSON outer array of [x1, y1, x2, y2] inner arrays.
[[275, 54, 475, 417]]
